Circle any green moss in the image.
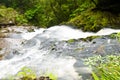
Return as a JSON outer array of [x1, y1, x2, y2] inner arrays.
[[86, 36, 101, 41], [109, 32, 120, 42], [79, 36, 100, 42], [109, 33, 117, 39], [67, 39, 75, 43], [116, 32, 120, 42]]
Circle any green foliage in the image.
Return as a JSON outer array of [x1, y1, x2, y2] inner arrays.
[[0, 0, 83, 27], [116, 33, 120, 42], [24, 10, 35, 20], [17, 67, 36, 79], [68, 9, 120, 32], [92, 72, 99, 80], [0, 5, 29, 25], [0, 0, 120, 30], [110, 32, 120, 42], [0, 5, 18, 23], [16, 15, 28, 25], [4, 67, 57, 80], [45, 72, 57, 80], [110, 33, 117, 39], [68, 10, 110, 31], [84, 55, 120, 80]]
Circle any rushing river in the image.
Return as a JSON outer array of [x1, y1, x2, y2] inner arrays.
[[0, 25, 120, 80]]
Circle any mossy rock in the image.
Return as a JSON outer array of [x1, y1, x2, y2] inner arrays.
[[67, 36, 100, 43], [67, 39, 76, 43], [27, 27, 35, 32], [109, 32, 120, 42], [86, 36, 101, 41], [109, 33, 117, 39], [79, 36, 101, 42]]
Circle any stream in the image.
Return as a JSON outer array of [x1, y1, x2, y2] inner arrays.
[[0, 25, 120, 80]]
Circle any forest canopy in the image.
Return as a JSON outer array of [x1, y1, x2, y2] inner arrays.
[[0, 0, 120, 31]]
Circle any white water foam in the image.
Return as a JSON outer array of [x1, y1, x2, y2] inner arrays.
[[0, 47, 79, 80], [21, 25, 120, 40], [0, 25, 120, 79]]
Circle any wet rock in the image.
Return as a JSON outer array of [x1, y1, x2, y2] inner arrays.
[[19, 76, 52, 80], [0, 27, 120, 80], [35, 35, 120, 80], [0, 33, 9, 38]]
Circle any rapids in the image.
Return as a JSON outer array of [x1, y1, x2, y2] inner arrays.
[[0, 25, 120, 80]]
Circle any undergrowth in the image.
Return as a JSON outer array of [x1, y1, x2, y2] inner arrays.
[[110, 32, 120, 42], [68, 10, 120, 32], [4, 67, 57, 80], [84, 55, 120, 80]]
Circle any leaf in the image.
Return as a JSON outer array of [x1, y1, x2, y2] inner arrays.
[[92, 72, 99, 80]]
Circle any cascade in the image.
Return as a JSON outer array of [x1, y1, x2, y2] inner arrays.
[[0, 25, 120, 79]]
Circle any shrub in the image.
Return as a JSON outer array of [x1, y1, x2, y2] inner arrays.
[[15, 15, 28, 25], [84, 55, 120, 80], [16, 67, 36, 79], [45, 72, 57, 80], [68, 6, 120, 32], [0, 5, 28, 25], [0, 5, 18, 23]]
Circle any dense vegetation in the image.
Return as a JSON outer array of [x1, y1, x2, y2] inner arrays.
[[84, 55, 120, 80], [0, 0, 120, 31]]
